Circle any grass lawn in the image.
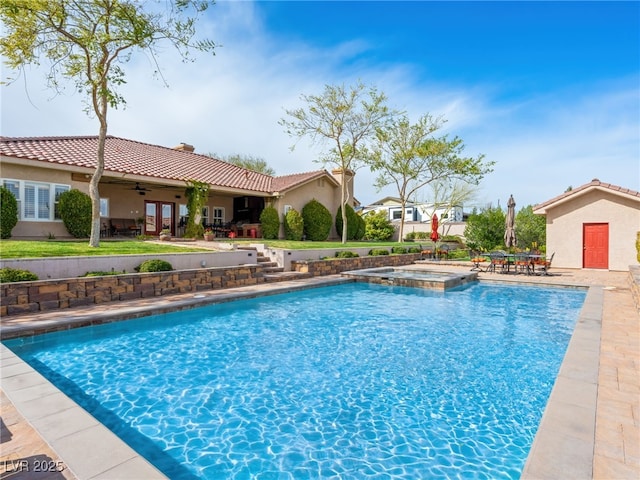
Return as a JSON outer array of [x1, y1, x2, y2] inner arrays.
[[0, 239, 425, 259], [0, 240, 210, 259], [253, 239, 421, 250]]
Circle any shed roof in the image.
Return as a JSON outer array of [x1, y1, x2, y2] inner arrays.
[[533, 179, 640, 214]]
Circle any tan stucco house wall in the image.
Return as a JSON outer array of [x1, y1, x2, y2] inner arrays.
[[534, 180, 640, 271], [1, 136, 353, 240]]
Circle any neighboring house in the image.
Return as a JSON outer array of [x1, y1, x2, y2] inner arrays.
[[361, 196, 464, 223], [533, 179, 640, 271], [0, 136, 355, 239], [360, 197, 466, 240]]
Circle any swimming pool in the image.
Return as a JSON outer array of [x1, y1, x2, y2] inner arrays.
[[4, 282, 586, 479]]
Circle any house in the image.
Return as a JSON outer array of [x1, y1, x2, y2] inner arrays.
[[360, 196, 466, 240], [0, 136, 355, 239], [533, 179, 640, 271]]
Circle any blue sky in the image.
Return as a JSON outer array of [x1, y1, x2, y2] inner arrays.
[[2, 1, 638, 211]]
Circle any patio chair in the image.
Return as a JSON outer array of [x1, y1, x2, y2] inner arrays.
[[488, 252, 508, 273], [470, 250, 488, 272], [537, 252, 555, 275], [436, 244, 449, 260], [420, 244, 435, 260], [515, 252, 532, 275]]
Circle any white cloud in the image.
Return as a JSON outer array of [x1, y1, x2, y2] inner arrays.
[[1, 1, 638, 212]]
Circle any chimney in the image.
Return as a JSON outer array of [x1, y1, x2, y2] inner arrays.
[[332, 168, 355, 205], [174, 142, 195, 152]]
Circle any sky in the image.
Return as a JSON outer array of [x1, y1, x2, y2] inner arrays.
[[1, 0, 639, 211]]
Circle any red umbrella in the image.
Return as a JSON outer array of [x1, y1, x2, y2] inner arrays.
[[430, 213, 439, 242]]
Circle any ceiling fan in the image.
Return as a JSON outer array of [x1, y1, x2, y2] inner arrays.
[[129, 182, 152, 193]]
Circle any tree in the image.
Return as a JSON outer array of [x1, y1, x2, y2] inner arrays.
[[371, 114, 494, 242], [463, 206, 506, 251], [280, 82, 395, 243], [216, 153, 276, 176], [1, 0, 217, 247], [419, 180, 477, 238], [515, 205, 546, 250]]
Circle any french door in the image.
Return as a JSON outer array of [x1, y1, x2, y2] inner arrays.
[[145, 201, 175, 236]]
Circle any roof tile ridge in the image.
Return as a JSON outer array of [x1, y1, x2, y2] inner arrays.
[[0, 135, 103, 142], [534, 179, 640, 210], [274, 169, 326, 179]]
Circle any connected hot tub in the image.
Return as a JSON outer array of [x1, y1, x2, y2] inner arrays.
[[342, 266, 477, 290]]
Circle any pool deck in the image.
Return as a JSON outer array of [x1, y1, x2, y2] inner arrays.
[[1, 266, 638, 479]]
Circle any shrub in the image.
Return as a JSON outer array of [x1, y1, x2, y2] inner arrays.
[[404, 232, 416, 241], [335, 204, 362, 240], [355, 214, 366, 240], [82, 271, 123, 277], [136, 259, 173, 272], [441, 235, 463, 245], [0, 267, 38, 282], [0, 186, 18, 239], [448, 248, 468, 260], [364, 210, 395, 241], [407, 246, 422, 254], [302, 199, 332, 241], [335, 250, 359, 258], [368, 248, 389, 256], [391, 246, 407, 254], [260, 206, 280, 240], [58, 189, 92, 238], [284, 208, 304, 241]]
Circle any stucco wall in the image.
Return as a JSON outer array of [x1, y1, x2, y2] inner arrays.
[[2, 163, 87, 238], [545, 190, 640, 271], [273, 179, 342, 239], [2, 159, 244, 238], [0, 249, 256, 280]]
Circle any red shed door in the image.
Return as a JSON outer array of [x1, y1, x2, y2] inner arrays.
[[583, 223, 609, 269]]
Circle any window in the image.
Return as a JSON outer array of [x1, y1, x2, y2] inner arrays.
[[178, 204, 188, 227], [24, 183, 51, 220], [100, 198, 109, 217], [2, 180, 20, 219], [54, 185, 70, 220], [1, 179, 70, 221], [391, 209, 402, 220], [213, 207, 224, 224], [201, 206, 210, 225]]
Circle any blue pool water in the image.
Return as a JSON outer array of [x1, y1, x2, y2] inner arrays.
[[5, 282, 586, 479]]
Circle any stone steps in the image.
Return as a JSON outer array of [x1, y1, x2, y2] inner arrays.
[[242, 246, 311, 282]]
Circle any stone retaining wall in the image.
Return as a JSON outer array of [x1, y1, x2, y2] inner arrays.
[[0, 265, 264, 317], [291, 253, 422, 276]]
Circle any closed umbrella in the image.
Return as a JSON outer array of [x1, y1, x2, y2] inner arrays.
[[504, 194, 517, 248], [430, 213, 439, 242]]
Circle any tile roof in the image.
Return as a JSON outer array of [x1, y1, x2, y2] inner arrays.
[[533, 178, 640, 212], [0, 135, 329, 195]]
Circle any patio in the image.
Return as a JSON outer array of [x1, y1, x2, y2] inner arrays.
[[1, 266, 638, 479]]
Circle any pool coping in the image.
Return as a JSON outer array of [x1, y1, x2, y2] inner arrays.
[[1, 274, 599, 479]]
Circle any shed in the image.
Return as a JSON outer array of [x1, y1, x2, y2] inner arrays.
[[533, 179, 640, 271]]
